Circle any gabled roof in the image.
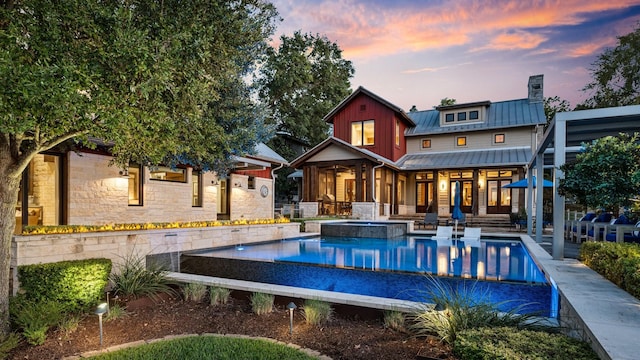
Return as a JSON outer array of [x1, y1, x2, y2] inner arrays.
[[406, 98, 545, 136], [323, 86, 416, 127], [290, 136, 398, 169], [243, 142, 289, 166]]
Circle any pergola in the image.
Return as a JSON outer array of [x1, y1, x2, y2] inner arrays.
[[527, 105, 640, 260]]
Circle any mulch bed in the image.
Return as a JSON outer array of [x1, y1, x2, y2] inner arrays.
[[9, 292, 457, 360]]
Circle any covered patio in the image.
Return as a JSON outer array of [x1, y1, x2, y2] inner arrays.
[[527, 105, 640, 259]]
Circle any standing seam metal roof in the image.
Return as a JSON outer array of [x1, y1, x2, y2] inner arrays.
[[396, 147, 532, 170], [405, 99, 545, 136]]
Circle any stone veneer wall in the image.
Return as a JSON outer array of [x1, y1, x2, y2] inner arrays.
[[10, 223, 300, 294], [67, 152, 274, 224]]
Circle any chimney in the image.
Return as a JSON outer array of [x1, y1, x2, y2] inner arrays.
[[528, 74, 543, 103]]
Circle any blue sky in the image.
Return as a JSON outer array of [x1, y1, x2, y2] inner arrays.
[[270, 0, 640, 111]]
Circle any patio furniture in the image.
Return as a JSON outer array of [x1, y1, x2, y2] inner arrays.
[[605, 220, 640, 243], [432, 226, 453, 247], [460, 227, 481, 247], [416, 213, 439, 230], [567, 212, 596, 242]]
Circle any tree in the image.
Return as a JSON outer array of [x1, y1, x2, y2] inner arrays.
[[559, 133, 640, 215], [435, 98, 456, 108], [258, 31, 354, 147], [543, 96, 571, 127], [409, 105, 418, 112], [580, 23, 640, 108], [0, 0, 277, 337]]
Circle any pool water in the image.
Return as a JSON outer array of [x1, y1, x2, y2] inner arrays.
[[181, 236, 555, 317]]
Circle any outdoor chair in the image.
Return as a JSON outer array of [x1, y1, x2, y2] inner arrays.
[[432, 226, 453, 247], [416, 213, 439, 230], [605, 220, 640, 243], [460, 227, 481, 247]]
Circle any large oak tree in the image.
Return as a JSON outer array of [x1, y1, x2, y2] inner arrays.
[[0, 0, 277, 337]]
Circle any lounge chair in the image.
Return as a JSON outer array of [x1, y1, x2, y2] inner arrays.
[[605, 220, 640, 243], [460, 227, 481, 247], [416, 213, 439, 230], [432, 226, 453, 247]]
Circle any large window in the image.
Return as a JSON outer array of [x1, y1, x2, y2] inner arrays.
[[128, 165, 143, 206], [351, 120, 375, 146], [149, 166, 186, 182], [192, 170, 202, 207], [395, 120, 400, 146]]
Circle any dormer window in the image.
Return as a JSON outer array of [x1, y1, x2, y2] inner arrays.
[[437, 101, 490, 126]]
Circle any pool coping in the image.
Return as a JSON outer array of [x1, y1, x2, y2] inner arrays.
[[519, 233, 640, 360], [166, 271, 425, 313]]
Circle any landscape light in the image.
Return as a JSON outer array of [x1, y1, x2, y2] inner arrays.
[[287, 302, 297, 335], [95, 303, 109, 348]]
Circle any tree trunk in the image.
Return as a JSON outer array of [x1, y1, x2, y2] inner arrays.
[[0, 160, 21, 338]]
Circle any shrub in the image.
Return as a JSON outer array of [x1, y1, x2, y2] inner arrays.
[[409, 277, 547, 344], [17, 258, 112, 313], [182, 283, 208, 302], [110, 252, 175, 300], [302, 299, 333, 326], [250, 292, 274, 315], [0, 333, 21, 360], [453, 327, 598, 360], [105, 303, 127, 322], [209, 287, 232, 306], [580, 241, 640, 299], [383, 310, 405, 332], [10, 297, 65, 345], [58, 313, 84, 339]]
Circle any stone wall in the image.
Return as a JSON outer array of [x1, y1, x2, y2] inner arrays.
[[10, 222, 300, 294], [65, 152, 274, 224]]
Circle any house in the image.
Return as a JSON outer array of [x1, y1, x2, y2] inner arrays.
[[14, 142, 288, 234], [290, 75, 546, 220]]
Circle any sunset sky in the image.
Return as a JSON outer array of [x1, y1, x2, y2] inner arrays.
[[270, 0, 640, 111]]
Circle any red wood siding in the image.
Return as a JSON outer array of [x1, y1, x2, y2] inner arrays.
[[330, 93, 407, 161], [234, 167, 272, 179]]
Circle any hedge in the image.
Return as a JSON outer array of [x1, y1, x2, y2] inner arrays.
[[18, 258, 112, 313], [580, 241, 640, 299]]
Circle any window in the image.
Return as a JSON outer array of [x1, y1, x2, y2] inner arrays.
[[149, 166, 187, 182], [457, 112, 466, 121], [395, 120, 400, 146], [192, 170, 202, 207], [456, 136, 467, 146], [421, 139, 431, 148], [248, 176, 256, 190], [351, 120, 375, 146], [494, 133, 505, 144], [445, 113, 454, 122], [128, 165, 143, 206], [469, 110, 479, 120]]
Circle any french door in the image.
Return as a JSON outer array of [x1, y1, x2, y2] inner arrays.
[[487, 180, 511, 214]]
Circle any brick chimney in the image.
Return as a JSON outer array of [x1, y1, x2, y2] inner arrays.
[[528, 74, 544, 103]]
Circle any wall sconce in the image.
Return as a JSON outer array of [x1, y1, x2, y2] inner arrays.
[[287, 302, 297, 334], [211, 180, 219, 185], [478, 179, 484, 190], [118, 169, 129, 177], [440, 181, 446, 191], [234, 182, 242, 188]]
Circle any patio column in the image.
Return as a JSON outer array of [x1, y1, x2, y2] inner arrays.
[[553, 116, 567, 260], [526, 173, 533, 236], [535, 157, 544, 243]]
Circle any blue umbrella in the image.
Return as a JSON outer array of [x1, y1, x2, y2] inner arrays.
[[452, 181, 464, 237], [502, 176, 553, 188]]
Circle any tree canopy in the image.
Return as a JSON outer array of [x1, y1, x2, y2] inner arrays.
[[543, 96, 571, 126], [580, 23, 640, 109], [558, 133, 640, 215], [0, 0, 278, 337], [258, 31, 354, 148]]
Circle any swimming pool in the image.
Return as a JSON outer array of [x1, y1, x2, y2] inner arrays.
[[181, 236, 555, 317]]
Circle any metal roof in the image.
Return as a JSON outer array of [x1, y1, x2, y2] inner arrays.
[[405, 99, 545, 136], [397, 147, 532, 170], [289, 136, 400, 170], [250, 142, 289, 165]]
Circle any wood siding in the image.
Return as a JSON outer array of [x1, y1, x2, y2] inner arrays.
[[405, 127, 535, 153], [330, 93, 407, 161]]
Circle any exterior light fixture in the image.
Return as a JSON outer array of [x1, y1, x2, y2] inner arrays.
[[440, 181, 446, 191], [234, 182, 242, 188], [95, 302, 109, 348], [287, 302, 297, 335], [211, 180, 219, 185], [118, 169, 129, 177]]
